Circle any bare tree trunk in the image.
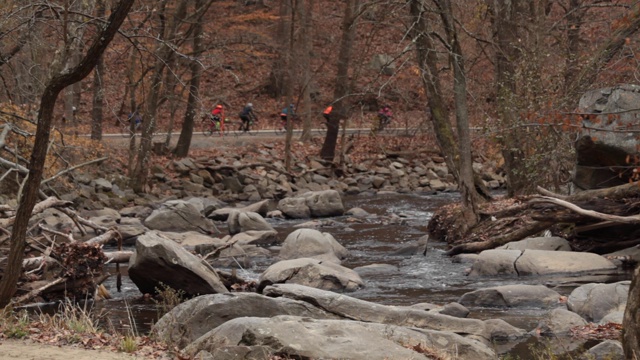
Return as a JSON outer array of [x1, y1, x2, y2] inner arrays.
[[320, 0, 359, 162], [268, 0, 292, 97], [438, 0, 479, 228], [91, 60, 104, 140], [563, 0, 584, 91], [409, 0, 459, 181], [132, 0, 188, 192], [284, 0, 297, 172], [299, 0, 314, 142], [487, 0, 531, 196], [623, 265, 640, 359], [90, 0, 106, 141], [0, 0, 134, 308], [125, 45, 139, 174], [174, 2, 207, 158]]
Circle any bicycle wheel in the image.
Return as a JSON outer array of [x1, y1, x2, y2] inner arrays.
[[232, 121, 245, 137], [202, 121, 213, 136]]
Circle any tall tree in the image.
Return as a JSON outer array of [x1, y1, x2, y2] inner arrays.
[[298, 0, 314, 142], [438, 0, 479, 226], [0, 0, 134, 308], [487, 0, 531, 196], [320, 0, 360, 162], [174, 0, 208, 158], [268, 0, 293, 97], [90, 0, 106, 141], [409, 0, 459, 181], [131, 0, 188, 192]]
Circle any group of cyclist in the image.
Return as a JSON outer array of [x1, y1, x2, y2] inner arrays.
[[207, 103, 258, 133], [205, 101, 393, 134]]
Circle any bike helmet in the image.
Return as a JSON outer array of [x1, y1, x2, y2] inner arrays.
[[289, 103, 295, 108], [247, 103, 253, 107], [215, 104, 222, 109]]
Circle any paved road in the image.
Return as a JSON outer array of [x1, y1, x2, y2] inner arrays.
[[101, 127, 385, 149]]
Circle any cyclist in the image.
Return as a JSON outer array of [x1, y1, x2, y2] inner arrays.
[[211, 104, 224, 128], [279, 103, 295, 131], [239, 103, 258, 132], [377, 104, 393, 129], [128, 112, 142, 130], [323, 105, 333, 123]]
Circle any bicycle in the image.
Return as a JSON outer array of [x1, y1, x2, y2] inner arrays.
[[202, 116, 230, 137], [370, 114, 393, 136], [121, 117, 142, 138], [234, 117, 258, 136], [275, 114, 299, 135]]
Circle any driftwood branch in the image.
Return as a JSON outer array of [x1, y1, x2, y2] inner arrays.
[[446, 220, 553, 256], [105, 250, 132, 264], [85, 229, 121, 246], [531, 196, 640, 224], [41, 156, 108, 185], [0, 197, 72, 228], [56, 207, 110, 236], [12, 278, 66, 305]]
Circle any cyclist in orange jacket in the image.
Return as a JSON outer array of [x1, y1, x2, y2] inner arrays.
[[323, 105, 333, 123]]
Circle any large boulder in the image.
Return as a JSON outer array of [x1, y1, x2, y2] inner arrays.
[[582, 340, 624, 360], [575, 84, 640, 189], [144, 200, 217, 233], [263, 284, 489, 340], [534, 308, 588, 336], [207, 200, 271, 221], [498, 236, 572, 251], [279, 228, 348, 262], [128, 231, 228, 297], [459, 285, 562, 309], [277, 190, 344, 219], [258, 258, 364, 292], [567, 281, 630, 322], [515, 250, 617, 275], [153, 292, 338, 349], [469, 249, 617, 276], [227, 210, 274, 235], [184, 315, 496, 360]]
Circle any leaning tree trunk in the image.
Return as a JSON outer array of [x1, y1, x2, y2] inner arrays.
[[409, 0, 458, 181], [438, 0, 480, 228], [0, 0, 134, 308]]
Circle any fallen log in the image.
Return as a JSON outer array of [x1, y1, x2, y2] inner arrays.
[[433, 183, 640, 255], [13, 278, 66, 305], [84, 229, 121, 245], [445, 220, 553, 256], [105, 250, 132, 264], [0, 197, 72, 228]]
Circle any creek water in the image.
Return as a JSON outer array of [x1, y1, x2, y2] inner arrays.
[[95, 192, 631, 358]]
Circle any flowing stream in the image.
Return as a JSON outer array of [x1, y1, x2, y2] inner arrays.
[[95, 192, 632, 357]]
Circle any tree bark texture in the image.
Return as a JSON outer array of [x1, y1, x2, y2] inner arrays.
[[409, 0, 459, 181], [623, 265, 640, 359], [438, 0, 480, 229], [320, 0, 359, 161], [0, 0, 134, 308], [174, 0, 207, 158]]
